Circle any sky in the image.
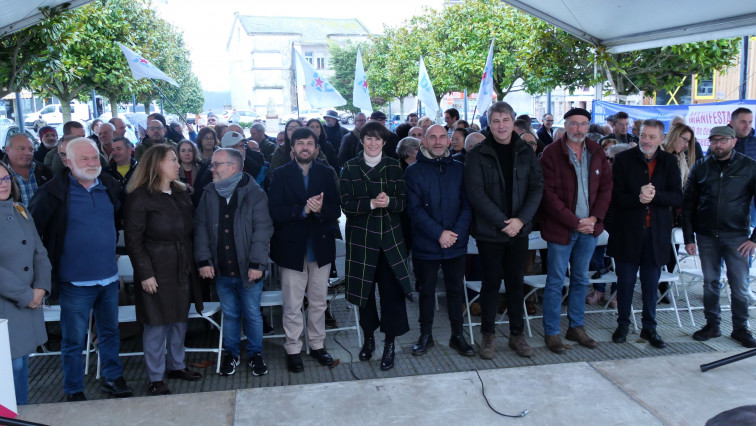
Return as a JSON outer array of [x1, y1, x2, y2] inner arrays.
[[153, 0, 442, 92]]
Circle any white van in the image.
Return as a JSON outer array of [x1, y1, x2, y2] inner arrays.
[[24, 102, 90, 126]]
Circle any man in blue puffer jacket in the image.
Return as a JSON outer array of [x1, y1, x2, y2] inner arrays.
[[405, 124, 474, 357]]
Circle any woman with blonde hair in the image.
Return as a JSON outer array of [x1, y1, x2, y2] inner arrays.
[[663, 122, 697, 186], [124, 144, 204, 395]]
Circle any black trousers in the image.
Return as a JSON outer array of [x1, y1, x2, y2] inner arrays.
[[414, 255, 466, 336], [477, 238, 529, 334], [359, 250, 410, 337]]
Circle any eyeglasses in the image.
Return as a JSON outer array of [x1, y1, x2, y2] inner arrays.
[[544, 119, 554, 123], [0, 175, 14, 185], [565, 121, 589, 128], [679, 136, 691, 143], [209, 161, 234, 169], [709, 137, 733, 145], [147, 126, 164, 131]]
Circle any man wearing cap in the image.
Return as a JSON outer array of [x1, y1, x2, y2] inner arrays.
[[539, 107, 612, 354], [683, 125, 756, 348], [36, 126, 59, 164], [337, 112, 367, 167], [323, 110, 349, 157], [368, 111, 400, 158]]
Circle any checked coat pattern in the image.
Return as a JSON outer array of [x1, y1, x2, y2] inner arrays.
[[339, 156, 412, 307]]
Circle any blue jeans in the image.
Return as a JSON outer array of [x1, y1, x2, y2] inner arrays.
[[543, 231, 597, 336], [615, 228, 661, 330], [12, 355, 29, 405], [59, 281, 122, 395], [697, 234, 751, 330], [216, 276, 264, 357]]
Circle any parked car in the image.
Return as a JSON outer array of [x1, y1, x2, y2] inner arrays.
[[24, 103, 90, 126], [390, 114, 401, 131], [0, 125, 39, 150], [338, 111, 354, 124], [227, 109, 260, 124], [530, 117, 542, 131]]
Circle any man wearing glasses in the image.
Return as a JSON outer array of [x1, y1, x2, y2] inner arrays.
[[683, 125, 756, 348], [539, 108, 613, 354], [537, 113, 555, 146], [194, 147, 274, 376], [135, 120, 175, 161]]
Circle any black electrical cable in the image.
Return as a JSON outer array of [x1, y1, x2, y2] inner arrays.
[[473, 369, 529, 418], [332, 331, 361, 380]]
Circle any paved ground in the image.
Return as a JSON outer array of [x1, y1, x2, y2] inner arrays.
[[17, 350, 756, 425], [21, 268, 751, 406]]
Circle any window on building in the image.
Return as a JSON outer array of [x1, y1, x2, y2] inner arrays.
[[304, 52, 313, 65], [695, 72, 715, 99], [316, 57, 325, 69]]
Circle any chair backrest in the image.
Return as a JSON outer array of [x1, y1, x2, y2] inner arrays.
[[671, 227, 685, 245], [528, 231, 547, 250], [467, 236, 479, 255], [117, 256, 134, 282], [596, 230, 609, 246]]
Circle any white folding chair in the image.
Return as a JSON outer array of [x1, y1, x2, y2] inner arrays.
[[31, 305, 95, 375], [522, 231, 570, 337]]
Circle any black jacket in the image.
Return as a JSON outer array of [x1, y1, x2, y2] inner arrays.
[[107, 158, 138, 187], [28, 170, 123, 285], [683, 151, 756, 244], [324, 123, 349, 155], [338, 131, 361, 167], [536, 126, 554, 146], [463, 132, 543, 243], [268, 160, 340, 271], [607, 147, 682, 266]]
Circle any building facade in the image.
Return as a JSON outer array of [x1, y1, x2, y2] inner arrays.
[[226, 14, 370, 118]]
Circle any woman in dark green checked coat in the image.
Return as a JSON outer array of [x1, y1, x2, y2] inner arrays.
[[340, 121, 412, 371]]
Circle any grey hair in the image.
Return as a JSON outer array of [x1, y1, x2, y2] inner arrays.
[[100, 122, 116, 132], [464, 132, 485, 150], [250, 122, 266, 132], [66, 137, 98, 158], [396, 137, 422, 159], [487, 101, 516, 120], [216, 147, 243, 171], [607, 143, 632, 157]]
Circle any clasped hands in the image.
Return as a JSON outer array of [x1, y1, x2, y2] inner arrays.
[[640, 183, 655, 204], [371, 192, 390, 209]]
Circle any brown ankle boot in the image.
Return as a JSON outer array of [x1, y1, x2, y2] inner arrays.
[[544, 334, 566, 354], [479, 332, 496, 359], [565, 326, 598, 349]]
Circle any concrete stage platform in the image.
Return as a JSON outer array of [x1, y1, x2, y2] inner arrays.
[[16, 351, 756, 425]]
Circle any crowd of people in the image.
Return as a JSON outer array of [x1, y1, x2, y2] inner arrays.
[[1, 102, 756, 406]]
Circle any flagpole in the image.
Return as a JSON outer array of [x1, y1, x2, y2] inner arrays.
[[150, 79, 188, 126]]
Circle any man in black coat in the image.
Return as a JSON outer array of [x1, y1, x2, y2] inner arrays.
[[536, 113, 554, 146], [268, 127, 340, 373], [607, 119, 682, 348], [323, 110, 349, 157]]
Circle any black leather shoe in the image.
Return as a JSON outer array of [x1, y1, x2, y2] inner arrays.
[[731, 328, 756, 348], [166, 367, 202, 381], [412, 334, 434, 356], [359, 335, 375, 361], [287, 353, 304, 373], [640, 329, 667, 349], [101, 376, 133, 398], [612, 325, 629, 343], [310, 348, 334, 366], [380, 341, 395, 371], [66, 392, 87, 402], [449, 335, 475, 357]]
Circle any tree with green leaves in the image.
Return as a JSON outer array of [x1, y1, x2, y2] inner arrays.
[[328, 41, 359, 113]]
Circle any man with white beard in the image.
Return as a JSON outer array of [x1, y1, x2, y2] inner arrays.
[[29, 137, 132, 401]]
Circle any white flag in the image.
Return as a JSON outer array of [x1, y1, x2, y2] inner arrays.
[[416, 56, 438, 118], [352, 47, 372, 112], [117, 42, 178, 87], [293, 49, 346, 108], [476, 38, 495, 113]]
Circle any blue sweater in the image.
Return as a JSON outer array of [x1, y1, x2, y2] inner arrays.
[[58, 177, 118, 282]]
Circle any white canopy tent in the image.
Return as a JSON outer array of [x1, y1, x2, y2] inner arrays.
[[502, 0, 756, 53], [0, 0, 93, 37]]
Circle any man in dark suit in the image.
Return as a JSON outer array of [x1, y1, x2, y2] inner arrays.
[[268, 127, 341, 373], [607, 119, 682, 348]]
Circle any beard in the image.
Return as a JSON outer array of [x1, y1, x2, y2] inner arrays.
[[70, 161, 101, 181], [567, 133, 585, 143], [295, 151, 314, 165], [713, 147, 732, 160]]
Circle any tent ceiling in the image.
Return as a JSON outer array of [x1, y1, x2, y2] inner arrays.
[[502, 0, 756, 53], [0, 0, 93, 37]]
